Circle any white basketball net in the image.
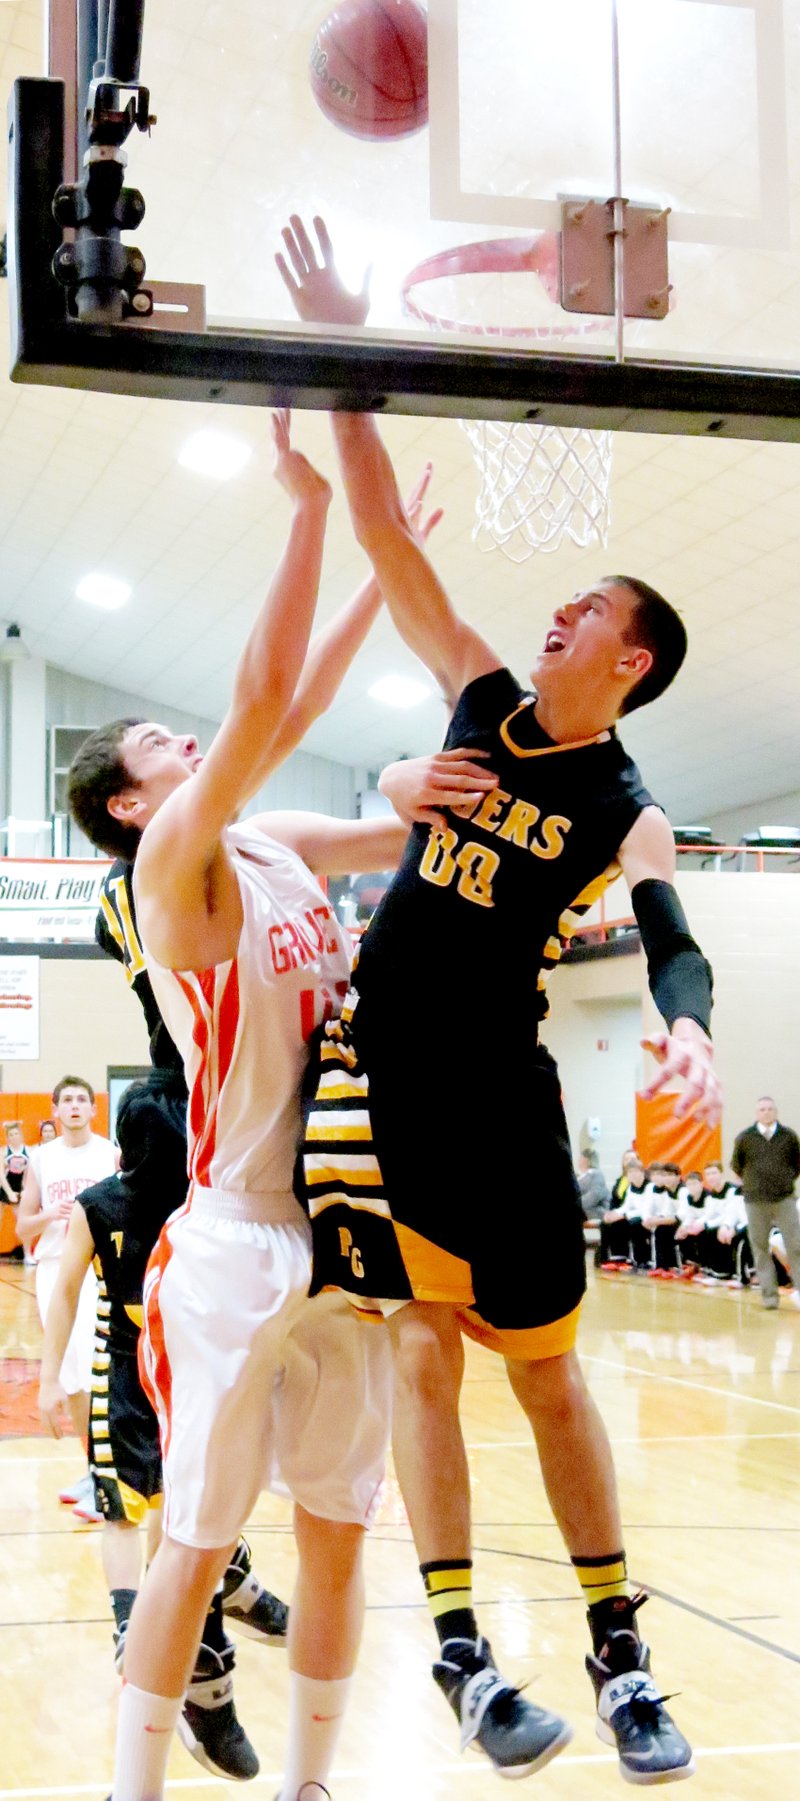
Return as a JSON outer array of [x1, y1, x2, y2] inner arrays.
[[402, 251, 613, 562], [460, 419, 613, 561]]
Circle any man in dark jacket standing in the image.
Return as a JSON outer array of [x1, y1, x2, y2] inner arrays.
[[731, 1097, 800, 1309]]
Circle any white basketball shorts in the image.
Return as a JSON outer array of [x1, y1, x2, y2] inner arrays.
[[35, 1257, 98, 1395], [139, 1186, 393, 1549]]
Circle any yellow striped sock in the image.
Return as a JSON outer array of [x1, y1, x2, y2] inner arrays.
[[420, 1560, 477, 1645], [572, 1552, 630, 1608]]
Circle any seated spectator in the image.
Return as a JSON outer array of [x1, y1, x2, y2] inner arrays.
[[577, 1149, 610, 1221], [674, 1171, 706, 1275], [690, 1161, 743, 1279], [629, 1163, 681, 1274], [598, 1159, 648, 1269], [1, 1121, 29, 1262], [700, 1180, 753, 1285], [609, 1149, 640, 1209]]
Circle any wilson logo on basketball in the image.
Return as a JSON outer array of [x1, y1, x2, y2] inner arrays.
[[310, 41, 358, 108]]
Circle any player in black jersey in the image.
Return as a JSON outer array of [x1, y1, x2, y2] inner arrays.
[[279, 216, 721, 1787], [37, 1079, 275, 1780]]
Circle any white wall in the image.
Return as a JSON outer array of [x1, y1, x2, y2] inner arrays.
[[541, 955, 644, 1181]]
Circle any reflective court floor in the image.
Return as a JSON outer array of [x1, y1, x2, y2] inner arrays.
[[1, 1261, 799, 1801]]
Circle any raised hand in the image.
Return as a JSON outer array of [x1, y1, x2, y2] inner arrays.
[[276, 214, 371, 327], [404, 463, 444, 546], [270, 409, 332, 510]]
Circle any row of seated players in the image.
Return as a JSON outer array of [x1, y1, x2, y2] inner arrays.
[[595, 1157, 794, 1285]]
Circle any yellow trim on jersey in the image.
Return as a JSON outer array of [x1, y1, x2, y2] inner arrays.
[[306, 1189, 392, 1223], [499, 702, 610, 760]]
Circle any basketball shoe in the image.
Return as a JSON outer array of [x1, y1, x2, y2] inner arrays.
[[433, 1635, 572, 1776], [177, 1640, 259, 1781], [222, 1537, 289, 1644], [586, 1593, 694, 1784], [72, 1472, 103, 1523]]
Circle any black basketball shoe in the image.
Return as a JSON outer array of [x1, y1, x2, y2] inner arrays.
[[222, 1537, 289, 1645], [586, 1593, 694, 1784], [433, 1635, 573, 1777], [178, 1643, 259, 1781]]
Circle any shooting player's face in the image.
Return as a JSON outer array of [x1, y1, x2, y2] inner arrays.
[[108, 722, 203, 836], [530, 581, 652, 716]]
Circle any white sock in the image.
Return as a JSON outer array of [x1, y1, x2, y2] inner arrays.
[[111, 1682, 182, 1801], [277, 1673, 352, 1801]]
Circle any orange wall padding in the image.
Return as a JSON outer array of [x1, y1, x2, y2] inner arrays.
[[0, 1092, 110, 1142], [635, 1091, 722, 1176]]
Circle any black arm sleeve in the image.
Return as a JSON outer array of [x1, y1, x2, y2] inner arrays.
[[631, 878, 713, 1037]]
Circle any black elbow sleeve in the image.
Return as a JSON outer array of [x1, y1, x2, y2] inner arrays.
[[631, 878, 713, 1037]]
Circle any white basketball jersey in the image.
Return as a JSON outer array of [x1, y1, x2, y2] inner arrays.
[[34, 1133, 117, 1261], [145, 822, 351, 1202]]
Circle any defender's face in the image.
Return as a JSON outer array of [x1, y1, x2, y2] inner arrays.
[[54, 1087, 94, 1131], [756, 1098, 777, 1127], [530, 582, 648, 705], [110, 722, 204, 833]]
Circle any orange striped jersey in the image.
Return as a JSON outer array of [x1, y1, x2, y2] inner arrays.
[[142, 823, 351, 1201]]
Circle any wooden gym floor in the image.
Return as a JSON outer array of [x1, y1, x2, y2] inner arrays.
[[1, 1259, 799, 1800]]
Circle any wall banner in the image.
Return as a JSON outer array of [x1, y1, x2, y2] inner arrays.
[[0, 859, 111, 942], [0, 956, 40, 1059]]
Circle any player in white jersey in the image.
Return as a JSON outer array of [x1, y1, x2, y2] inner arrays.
[[18, 1074, 117, 1518], [66, 412, 492, 1801]]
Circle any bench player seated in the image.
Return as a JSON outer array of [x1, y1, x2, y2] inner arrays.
[[598, 1158, 648, 1269], [629, 1162, 681, 1274], [278, 218, 719, 1786]]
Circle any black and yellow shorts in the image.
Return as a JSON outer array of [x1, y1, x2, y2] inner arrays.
[[299, 999, 586, 1361], [89, 1347, 162, 1525]]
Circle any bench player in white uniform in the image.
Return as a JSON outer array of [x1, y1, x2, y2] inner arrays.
[[67, 414, 492, 1801], [18, 1075, 117, 1520]]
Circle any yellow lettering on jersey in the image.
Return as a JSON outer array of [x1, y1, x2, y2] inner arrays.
[[111, 1231, 123, 1256], [471, 788, 510, 834], [531, 815, 572, 860], [124, 1303, 144, 1328], [107, 875, 146, 981], [496, 799, 541, 849], [419, 826, 458, 887], [455, 842, 499, 908], [337, 1225, 364, 1280]]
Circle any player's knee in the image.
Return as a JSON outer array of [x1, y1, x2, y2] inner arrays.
[[294, 1506, 364, 1584], [158, 1533, 234, 1599], [391, 1313, 464, 1409], [507, 1347, 586, 1421]]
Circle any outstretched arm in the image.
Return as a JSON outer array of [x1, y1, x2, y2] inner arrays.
[[135, 413, 332, 969], [276, 216, 502, 703], [619, 807, 720, 1127]]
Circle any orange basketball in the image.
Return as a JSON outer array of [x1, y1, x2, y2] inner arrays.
[[309, 0, 429, 141]]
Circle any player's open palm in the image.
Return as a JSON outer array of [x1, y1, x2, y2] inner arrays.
[[276, 214, 371, 326], [270, 409, 332, 510], [641, 1029, 722, 1127]]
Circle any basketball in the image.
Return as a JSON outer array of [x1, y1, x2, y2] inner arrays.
[[309, 0, 428, 141]]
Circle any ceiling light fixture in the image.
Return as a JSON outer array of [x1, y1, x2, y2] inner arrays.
[[178, 429, 252, 480], [75, 573, 132, 610], [368, 674, 432, 709]]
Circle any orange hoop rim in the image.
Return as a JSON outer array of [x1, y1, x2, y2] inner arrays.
[[401, 233, 609, 342]]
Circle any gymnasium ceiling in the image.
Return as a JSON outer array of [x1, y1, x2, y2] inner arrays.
[[3, 1, 800, 827]]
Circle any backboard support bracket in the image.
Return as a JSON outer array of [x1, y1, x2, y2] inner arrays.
[[561, 199, 671, 321]]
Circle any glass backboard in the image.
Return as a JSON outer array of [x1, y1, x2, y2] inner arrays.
[[8, 0, 800, 433]]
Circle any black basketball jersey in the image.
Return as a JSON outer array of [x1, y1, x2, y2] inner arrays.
[[80, 1085, 189, 1356], [96, 860, 184, 1078], [355, 667, 653, 1046]]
